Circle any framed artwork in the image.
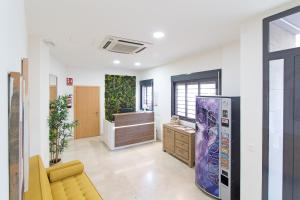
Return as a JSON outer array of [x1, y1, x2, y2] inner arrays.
[[8, 72, 23, 200], [8, 58, 30, 200], [21, 58, 30, 194]]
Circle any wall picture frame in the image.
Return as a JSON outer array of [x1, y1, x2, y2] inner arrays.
[[8, 58, 30, 200], [8, 72, 23, 200]]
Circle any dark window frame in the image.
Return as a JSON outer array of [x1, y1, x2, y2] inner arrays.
[[171, 69, 222, 122], [140, 79, 153, 111]]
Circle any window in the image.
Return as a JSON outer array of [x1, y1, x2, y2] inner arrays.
[[175, 81, 217, 119], [186, 82, 198, 118], [269, 12, 300, 52], [140, 79, 153, 111], [171, 70, 221, 122], [142, 85, 152, 109], [175, 83, 186, 116]]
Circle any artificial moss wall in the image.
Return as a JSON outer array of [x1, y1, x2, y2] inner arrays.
[[105, 74, 136, 121]]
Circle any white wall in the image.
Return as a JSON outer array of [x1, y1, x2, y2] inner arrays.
[[239, 2, 300, 200], [50, 56, 67, 96], [240, 17, 263, 200], [221, 42, 240, 96], [0, 0, 27, 199], [65, 67, 140, 134], [28, 36, 51, 166], [28, 36, 67, 166], [139, 41, 240, 139]]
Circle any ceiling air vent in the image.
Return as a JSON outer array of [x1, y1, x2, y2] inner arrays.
[[101, 36, 151, 54]]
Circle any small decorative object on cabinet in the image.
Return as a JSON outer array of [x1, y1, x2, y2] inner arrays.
[[170, 115, 180, 125], [163, 123, 195, 167]]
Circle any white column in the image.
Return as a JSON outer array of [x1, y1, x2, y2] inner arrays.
[[28, 36, 50, 166]]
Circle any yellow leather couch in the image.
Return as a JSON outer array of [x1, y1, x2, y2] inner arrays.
[[24, 155, 103, 200]]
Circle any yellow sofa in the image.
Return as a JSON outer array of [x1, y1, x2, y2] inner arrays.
[[24, 155, 103, 200]]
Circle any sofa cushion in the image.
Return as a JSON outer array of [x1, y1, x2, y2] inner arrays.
[[24, 155, 53, 200], [46, 160, 82, 177], [50, 173, 103, 200], [49, 162, 84, 182]]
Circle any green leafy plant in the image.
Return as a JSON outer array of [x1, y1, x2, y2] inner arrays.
[[48, 95, 77, 165], [105, 74, 136, 121]]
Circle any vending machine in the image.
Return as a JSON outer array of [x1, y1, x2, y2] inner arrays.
[[195, 96, 240, 200]]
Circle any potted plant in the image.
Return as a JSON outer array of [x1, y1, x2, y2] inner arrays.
[[48, 95, 77, 165]]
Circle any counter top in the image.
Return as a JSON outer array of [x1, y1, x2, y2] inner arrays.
[[113, 111, 153, 116], [164, 123, 195, 134], [114, 111, 154, 127]]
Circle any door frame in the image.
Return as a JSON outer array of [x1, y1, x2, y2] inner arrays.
[[74, 85, 100, 139], [262, 6, 300, 200]]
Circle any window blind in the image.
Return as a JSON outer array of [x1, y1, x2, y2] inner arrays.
[[175, 81, 217, 119], [175, 83, 186, 117]]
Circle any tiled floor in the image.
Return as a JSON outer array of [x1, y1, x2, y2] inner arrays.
[[61, 137, 213, 200]]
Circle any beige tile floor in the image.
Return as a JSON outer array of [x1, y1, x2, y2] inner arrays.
[[61, 137, 213, 200]]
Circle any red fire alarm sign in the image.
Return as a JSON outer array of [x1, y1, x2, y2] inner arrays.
[[66, 78, 73, 86]]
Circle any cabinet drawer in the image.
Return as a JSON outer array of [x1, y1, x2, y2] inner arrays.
[[175, 148, 189, 160], [175, 132, 189, 143], [175, 140, 189, 151]]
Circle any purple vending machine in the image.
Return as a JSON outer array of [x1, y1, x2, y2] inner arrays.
[[195, 96, 240, 200], [195, 97, 221, 198]]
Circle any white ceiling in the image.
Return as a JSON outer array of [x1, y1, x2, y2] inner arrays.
[[26, 0, 291, 70]]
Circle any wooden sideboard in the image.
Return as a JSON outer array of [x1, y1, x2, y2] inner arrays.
[[163, 123, 195, 167]]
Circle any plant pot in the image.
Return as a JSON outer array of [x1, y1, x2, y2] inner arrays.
[[49, 158, 61, 166]]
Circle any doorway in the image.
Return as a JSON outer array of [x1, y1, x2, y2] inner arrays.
[[49, 74, 57, 102], [263, 6, 300, 200], [74, 86, 100, 139]]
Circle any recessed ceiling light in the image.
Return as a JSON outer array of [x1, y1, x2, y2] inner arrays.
[[134, 62, 141, 66], [153, 31, 165, 39], [113, 60, 120, 64]]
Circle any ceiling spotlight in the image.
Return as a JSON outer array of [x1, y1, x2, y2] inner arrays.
[[153, 31, 165, 39], [134, 62, 141, 66], [113, 60, 120, 64]]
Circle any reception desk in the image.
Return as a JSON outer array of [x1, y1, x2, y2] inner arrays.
[[103, 112, 155, 150]]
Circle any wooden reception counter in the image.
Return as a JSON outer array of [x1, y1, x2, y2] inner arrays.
[[103, 112, 155, 150]]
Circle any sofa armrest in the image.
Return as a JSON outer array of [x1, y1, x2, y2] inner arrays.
[[46, 160, 84, 182]]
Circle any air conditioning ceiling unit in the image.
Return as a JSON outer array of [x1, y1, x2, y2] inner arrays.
[[101, 36, 151, 54]]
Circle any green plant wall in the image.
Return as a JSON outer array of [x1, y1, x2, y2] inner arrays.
[[105, 74, 136, 121]]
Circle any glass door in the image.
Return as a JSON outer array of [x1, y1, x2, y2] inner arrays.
[[263, 6, 300, 200], [267, 56, 295, 200], [268, 59, 284, 200], [293, 55, 300, 200]]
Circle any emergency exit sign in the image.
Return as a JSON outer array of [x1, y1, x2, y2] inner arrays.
[[66, 78, 73, 86]]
